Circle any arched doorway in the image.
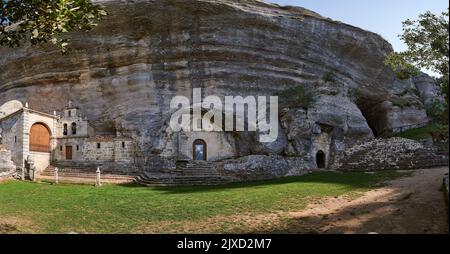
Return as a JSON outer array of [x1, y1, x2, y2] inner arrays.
[[29, 123, 51, 153], [316, 150, 326, 169], [193, 139, 207, 161]]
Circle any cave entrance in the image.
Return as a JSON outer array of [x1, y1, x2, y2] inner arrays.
[[360, 110, 379, 137], [356, 98, 387, 137], [316, 151, 326, 169]]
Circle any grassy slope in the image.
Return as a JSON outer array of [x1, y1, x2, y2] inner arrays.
[[396, 124, 448, 141], [0, 171, 409, 233], [396, 123, 449, 152]]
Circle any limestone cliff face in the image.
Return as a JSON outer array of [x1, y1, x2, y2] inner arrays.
[[0, 0, 442, 166]]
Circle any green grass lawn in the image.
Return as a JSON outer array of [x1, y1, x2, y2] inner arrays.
[[0, 171, 409, 234]]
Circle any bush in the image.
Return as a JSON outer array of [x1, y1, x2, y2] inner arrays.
[[426, 100, 448, 123]]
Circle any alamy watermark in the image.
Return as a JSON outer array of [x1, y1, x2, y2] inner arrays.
[[169, 88, 279, 143]]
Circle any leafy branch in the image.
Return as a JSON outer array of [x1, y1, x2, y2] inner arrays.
[[0, 0, 107, 52]]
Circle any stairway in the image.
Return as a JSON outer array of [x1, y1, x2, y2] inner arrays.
[[134, 161, 237, 186], [38, 162, 139, 184]]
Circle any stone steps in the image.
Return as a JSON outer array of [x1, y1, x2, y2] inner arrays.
[[134, 176, 234, 187], [134, 162, 236, 186]]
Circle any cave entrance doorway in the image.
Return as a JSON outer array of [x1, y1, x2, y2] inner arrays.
[[193, 139, 207, 161], [316, 151, 326, 169], [355, 98, 386, 137]]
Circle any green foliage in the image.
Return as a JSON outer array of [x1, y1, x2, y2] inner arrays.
[[385, 9, 449, 108], [396, 123, 448, 141], [425, 100, 448, 122], [0, 0, 107, 52], [277, 85, 315, 109], [0, 171, 408, 233]]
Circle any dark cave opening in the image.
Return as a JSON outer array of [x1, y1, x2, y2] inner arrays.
[[316, 150, 326, 169], [356, 99, 388, 138]]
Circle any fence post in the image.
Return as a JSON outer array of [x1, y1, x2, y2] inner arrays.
[[30, 166, 36, 182], [54, 167, 59, 184], [21, 167, 25, 181], [96, 167, 102, 187]]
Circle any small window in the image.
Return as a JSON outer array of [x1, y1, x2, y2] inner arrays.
[[97, 143, 101, 149], [68, 110, 72, 117], [63, 124, 68, 136], [71, 122, 77, 135], [76, 145, 79, 151], [122, 142, 125, 148], [60, 146, 63, 151], [14, 136, 17, 143]]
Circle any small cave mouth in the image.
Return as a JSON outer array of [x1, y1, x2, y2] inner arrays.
[[355, 98, 387, 137], [316, 151, 326, 169]]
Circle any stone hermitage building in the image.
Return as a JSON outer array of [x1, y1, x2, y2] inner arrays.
[[0, 100, 134, 176]]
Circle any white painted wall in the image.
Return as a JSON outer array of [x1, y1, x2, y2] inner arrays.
[[178, 132, 236, 161]]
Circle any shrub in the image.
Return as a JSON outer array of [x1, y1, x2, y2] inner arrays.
[[426, 100, 448, 123]]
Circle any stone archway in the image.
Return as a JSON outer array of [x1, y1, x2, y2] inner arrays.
[[316, 150, 326, 169], [193, 139, 207, 161]]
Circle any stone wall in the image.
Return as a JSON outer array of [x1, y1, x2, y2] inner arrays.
[[83, 140, 115, 162], [334, 138, 449, 171], [29, 151, 51, 172], [55, 137, 86, 161], [0, 111, 23, 168], [0, 147, 16, 180], [113, 139, 133, 162], [177, 131, 236, 161]]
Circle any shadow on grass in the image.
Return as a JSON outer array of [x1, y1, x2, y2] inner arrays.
[[245, 185, 449, 234], [117, 171, 411, 195]]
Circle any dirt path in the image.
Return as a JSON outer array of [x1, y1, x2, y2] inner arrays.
[[262, 167, 449, 234], [139, 167, 449, 234]]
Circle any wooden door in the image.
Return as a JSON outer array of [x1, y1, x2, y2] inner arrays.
[[30, 123, 51, 153], [66, 146, 73, 160]]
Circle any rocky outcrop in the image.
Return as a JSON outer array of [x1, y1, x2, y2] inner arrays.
[[221, 155, 313, 181], [0, 0, 444, 177], [413, 73, 446, 108], [335, 138, 449, 171]]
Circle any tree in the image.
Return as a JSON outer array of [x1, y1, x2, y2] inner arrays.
[[0, 0, 106, 52], [385, 9, 449, 108]]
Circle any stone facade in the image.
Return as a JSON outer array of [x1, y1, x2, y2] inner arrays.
[[0, 101, 134, 173]]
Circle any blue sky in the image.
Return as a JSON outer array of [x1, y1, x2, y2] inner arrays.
[[269, 0, 449, 52]]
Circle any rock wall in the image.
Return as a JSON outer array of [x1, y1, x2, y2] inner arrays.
[[0, 0, 444, 174]]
